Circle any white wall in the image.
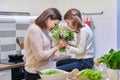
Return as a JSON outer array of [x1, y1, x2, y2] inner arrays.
[[0, 0, 56, 16], [0, 0, 117, 58], [56, 0, 117, 58]]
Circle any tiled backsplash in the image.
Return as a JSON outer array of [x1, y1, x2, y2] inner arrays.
[[0, 16, 70, 59], [0, 16, 35, 59]]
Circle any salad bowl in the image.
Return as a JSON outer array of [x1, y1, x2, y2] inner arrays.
[[38, 68, 69, 80]]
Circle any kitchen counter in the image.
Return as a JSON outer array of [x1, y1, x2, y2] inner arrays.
[[0, 54, 71, 71], [0, 62, 24, 71]]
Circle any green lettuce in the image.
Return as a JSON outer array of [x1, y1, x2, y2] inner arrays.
[[42, 70, 58, 75], [76, 69, 102, 80], [97, 48, 120, 69]]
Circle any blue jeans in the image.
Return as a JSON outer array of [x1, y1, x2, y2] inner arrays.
[[56, 58, 94, 72]]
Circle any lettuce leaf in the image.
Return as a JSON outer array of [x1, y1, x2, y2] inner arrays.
[[76, 69, 102, 80], [97, 48, 120, 69]]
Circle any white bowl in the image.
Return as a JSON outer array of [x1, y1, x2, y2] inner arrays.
[[39, 68, 69, 80]]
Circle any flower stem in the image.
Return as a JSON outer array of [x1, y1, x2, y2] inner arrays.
[[59, 47, 66, 52]]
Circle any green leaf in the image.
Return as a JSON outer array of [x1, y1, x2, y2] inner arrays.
[[76, 69, 102, 80], [97, 48, 120, 69]]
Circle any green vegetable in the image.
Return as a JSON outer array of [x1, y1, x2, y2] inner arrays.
[[51, 25, 74, 52], [97, 48, 120, 69], [76, 69, 102, 80], [42, 70, 58, 75]]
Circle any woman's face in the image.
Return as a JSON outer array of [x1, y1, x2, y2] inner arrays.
[[47, 17, 60, 31], [65, 19, 74, 30]]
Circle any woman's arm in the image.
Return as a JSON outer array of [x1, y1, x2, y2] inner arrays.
[[28, 28, 59, 61], [28, 27, 66, 61]]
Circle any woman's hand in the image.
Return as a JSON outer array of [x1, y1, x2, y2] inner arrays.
[[56, 39, 66, 48], [58, 40, 71, 49], [59, 40, 71, 49], [53, 39, 67, 52]]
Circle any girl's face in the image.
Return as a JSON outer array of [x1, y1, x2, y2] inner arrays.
[[65, 19, 74, 31], [47, 17, 60, 31]]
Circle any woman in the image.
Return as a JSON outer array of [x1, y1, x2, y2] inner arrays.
[[57, 8, 94, 72], [24, 8, 65, 80]]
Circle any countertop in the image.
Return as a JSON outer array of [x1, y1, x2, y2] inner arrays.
[[0, 62, 24, 71], [0, 54, 71, 71]]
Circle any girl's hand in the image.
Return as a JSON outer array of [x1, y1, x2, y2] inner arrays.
[[60, 40, 71, 49], [66, 44, 70, 49], [64, 41, 70, 49], [56, 39, 66, 48]]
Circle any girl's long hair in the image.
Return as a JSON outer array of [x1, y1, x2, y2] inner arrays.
[[64, 8, 83, 33]]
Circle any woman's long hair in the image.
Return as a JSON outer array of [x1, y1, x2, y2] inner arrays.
[[64, 8, 83, 33], [34, 8, 62, 30]]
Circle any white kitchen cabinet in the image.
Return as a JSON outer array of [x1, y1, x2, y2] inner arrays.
[[0, 69, 11, 80]]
